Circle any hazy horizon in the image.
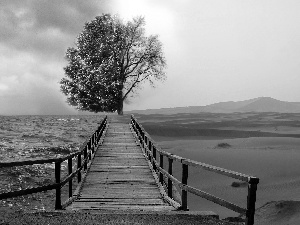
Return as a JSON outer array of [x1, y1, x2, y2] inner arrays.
[[1, 0, 300, 115], [1, 96, 298, 115]]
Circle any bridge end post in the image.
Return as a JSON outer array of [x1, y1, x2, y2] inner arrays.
[[84, 146, 88, 170], [168, 158, 173, 198], [55, 161, 62, 210], [68, 158, 72, 198], [181, 163, 188, 211], [159, 154, 164, 184], [77, 153, 82, 183], [152, 145, 157, 171], [246, 177, 259, 225]]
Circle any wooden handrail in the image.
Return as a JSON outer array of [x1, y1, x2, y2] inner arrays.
[[0, 158, 63, 168], [0, 116, 108, 210], [181, 159, 252, 182], [0, 140, 94, 168], [131, 114, 259, 225]]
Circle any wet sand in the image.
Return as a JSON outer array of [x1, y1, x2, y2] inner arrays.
[[135, 112, 300, 224]]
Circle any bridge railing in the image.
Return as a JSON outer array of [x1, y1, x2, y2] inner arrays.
[[0, 116, 108, 210], [131, 115, 259, 225]]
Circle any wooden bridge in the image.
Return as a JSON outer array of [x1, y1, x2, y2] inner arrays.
[[0, 115, 259, 225], [67, 116, 175, 211]]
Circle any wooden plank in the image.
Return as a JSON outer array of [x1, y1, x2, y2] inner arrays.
[[84, 165, 149, 168], [74, 202, 167, 206], [80, 188, 161, 193], [79, 194, 162, 199], [94, 156, 145, 159], [79, 186, 159, 191], [76, 198, 165, 204], [69, 205, 175, 211], [84, 177, 155, 182]]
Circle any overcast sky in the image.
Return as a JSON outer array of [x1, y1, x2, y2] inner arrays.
[[1, 0, 300, 115]]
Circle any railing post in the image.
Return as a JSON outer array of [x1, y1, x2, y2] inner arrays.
[[139, 132, 143, 147], [90, 137, 93, 152], [89, 140, 92, 160], [98, 126, 103, 143], [181, 163, 188, 211], [84, 146, 88, 170], [148, 140, 152, 161], [146, 137, 151, 161], [97, 129, 100, 143], [144, 136, 147, 149], [246, 177, 259, 225], [77, 153, 82, 183], [142, 132, 145, 148], [97, 128, 101, 142], [159, 154, 164, 184], [168, 158, 173, 198], [152, 145, 157, 171], [68, 158, 72, 198], [91, 136, 95, 154], [137, 126, 143, 146], [55, 161, 62, 210]]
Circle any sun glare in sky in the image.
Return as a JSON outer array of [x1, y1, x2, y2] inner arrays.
[[113, 0, 175, 36]]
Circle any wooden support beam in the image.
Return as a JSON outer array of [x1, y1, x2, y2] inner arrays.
[[246, 177, 259, 225], [168, 158, 173, 198], [55, 161, 62, 210], [77, 153, 82, 183], [159, 154, 164, 184], [181, 164, 188, 211], [68, 158, 72, 198]]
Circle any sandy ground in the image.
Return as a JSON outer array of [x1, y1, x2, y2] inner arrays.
[[134, 112, 300, 224], [156, 137, 300, 219], [0, 209, 245, 225], [2, 112, 300, 224]]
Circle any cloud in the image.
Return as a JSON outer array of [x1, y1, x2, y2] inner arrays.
[[0, 0, 110, 115], [1, 0, 300, 114], [0, 0, 108, 56]]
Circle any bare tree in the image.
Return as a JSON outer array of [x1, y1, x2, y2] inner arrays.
[[60, 14, 166, 115]]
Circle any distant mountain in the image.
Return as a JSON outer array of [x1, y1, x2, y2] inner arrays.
[[126, 97, 300, 114], [238, 97, 300, 113]]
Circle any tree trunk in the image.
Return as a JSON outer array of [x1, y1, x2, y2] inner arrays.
[[117, 99, 123, 115], [117, 82, 124, 115]]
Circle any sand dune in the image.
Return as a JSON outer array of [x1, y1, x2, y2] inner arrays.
[[255, 201, 300, 225]]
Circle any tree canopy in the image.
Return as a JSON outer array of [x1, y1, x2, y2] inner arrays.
[[60, 14, 166, 115]]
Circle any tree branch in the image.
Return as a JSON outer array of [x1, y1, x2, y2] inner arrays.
[[122, 75, 141, 100]]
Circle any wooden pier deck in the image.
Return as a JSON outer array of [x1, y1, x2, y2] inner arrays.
[[67, 116, 175, 211]]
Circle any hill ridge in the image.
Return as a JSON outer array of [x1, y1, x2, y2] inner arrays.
[[127, 97, 300, 114]]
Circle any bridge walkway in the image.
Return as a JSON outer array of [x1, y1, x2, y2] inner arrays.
[[67, 116, 175, 211]]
